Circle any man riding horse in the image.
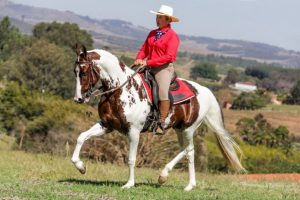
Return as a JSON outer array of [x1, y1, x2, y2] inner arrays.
[[132, 5, 180, 135]]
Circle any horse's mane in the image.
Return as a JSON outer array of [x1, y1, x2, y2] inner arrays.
[[89, 49, 133, 72]]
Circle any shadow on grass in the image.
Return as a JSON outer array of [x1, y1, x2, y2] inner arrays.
[[58, 178, 175, 188]]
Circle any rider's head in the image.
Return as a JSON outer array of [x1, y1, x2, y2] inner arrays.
[[150, 5, 179, 29], [156, 15, 172, 29]]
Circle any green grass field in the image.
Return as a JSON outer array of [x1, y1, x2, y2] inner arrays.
[[0, 150, 299, 200]]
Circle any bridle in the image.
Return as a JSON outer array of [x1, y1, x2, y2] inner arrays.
[[75, 60, 145, 100], [75, 60, 102, 99]]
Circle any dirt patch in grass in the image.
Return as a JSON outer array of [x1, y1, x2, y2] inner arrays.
[[239, 174, 300, 182]]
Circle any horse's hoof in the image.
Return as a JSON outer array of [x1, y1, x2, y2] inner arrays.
[[184, 183, 196, 192], [121, 181, 135, 189], [78, 166, 86, 174], [74, 161, 86, 174], [158, 175, 168, 185]]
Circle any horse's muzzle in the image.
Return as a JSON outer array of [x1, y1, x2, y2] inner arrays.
[[74, 97, 84, 104], [74, 96, 90, 104]]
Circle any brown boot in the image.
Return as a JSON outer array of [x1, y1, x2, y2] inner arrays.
[[156, 100, 170, 135]]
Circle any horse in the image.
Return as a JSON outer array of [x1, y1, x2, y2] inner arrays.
[[71, 44, 246, 191]]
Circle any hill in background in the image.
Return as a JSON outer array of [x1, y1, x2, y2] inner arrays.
[[1, 0, 300, 68]]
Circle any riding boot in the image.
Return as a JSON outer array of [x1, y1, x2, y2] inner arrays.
[[156, 100, 170, 135]]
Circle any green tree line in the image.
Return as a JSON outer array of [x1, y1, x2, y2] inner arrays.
[[0, 17, 93, 98]]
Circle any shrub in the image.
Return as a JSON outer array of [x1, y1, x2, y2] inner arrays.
[[245, 67, 269, 80], [0, 82, 44, 132], [190, 62, 220, 81], [205, 134, 300, 173], [236, 113, 291, 150], [283, 80, 300, 105], [0, 82, 96, 154], [224, 68, 249, 84], [231, 92, 268, 110]]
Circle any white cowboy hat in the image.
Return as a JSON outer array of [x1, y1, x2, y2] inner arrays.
[[150, 5, 179, 22]]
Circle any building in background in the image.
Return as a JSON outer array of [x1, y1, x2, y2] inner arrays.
[[234, 82, 257, 92]]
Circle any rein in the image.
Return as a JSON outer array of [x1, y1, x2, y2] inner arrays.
[[76, 60, 144, 98], [91, 65, 145, 98]]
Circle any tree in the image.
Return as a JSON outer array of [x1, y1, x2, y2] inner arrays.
[[190, 62, 220, 81], [33, 21, 93, 50], [0, 81, 94, 153], [245, 67, 269, 80], [3, 40, 75, 98], [283, 80, 300, 105], [224, 68, 249, 84], [225, 68, 239, 84], [0, 82, 44, 132], [236, 113, 291, 150], [0, 17, 28, 61], [231, 92, 268, 110]]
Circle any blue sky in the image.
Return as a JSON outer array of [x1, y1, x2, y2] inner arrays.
[[11, 0, 300, 51]]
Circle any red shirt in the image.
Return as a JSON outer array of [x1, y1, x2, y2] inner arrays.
[[136, 24, 180, 67]]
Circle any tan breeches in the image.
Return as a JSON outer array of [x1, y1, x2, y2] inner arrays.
[[149, 63, 175, 100]]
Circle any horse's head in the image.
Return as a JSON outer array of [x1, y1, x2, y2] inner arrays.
[[73, 44, 100, 104]]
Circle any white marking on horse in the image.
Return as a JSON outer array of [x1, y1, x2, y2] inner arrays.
[[74, 58, 83, 102]]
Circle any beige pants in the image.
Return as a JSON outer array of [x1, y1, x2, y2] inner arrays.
[[149, 63, 175, 100]]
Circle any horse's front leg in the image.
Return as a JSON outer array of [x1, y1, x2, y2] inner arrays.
[[71, 122, 107, 174], [121, 126, 140, 189]]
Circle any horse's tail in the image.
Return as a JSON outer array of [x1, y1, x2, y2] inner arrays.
[[204, 93, 246, 173]]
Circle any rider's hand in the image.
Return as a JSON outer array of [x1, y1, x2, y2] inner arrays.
[[130, 59, 144, 68], [135, 59, 143, 65], [140, 60, 147, 67]]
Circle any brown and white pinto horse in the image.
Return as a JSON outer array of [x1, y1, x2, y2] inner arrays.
[[71, 44, 245, 191]]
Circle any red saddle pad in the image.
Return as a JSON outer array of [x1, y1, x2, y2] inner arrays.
[[138, 73, 196, 105]]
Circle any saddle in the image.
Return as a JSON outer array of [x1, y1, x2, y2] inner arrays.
[[138, 68, 196, 133]]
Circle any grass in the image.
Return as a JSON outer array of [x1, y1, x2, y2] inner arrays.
[[0, 150, 299, 200], [261, 104, 300, 113]]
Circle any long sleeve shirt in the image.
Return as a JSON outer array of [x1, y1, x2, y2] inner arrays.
[[136, 24, 180, 67]]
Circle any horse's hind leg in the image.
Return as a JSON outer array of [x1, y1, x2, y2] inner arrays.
[[158, 128, 196, 191], [158, 131, 185, 184], [71, 122, 107, 174]]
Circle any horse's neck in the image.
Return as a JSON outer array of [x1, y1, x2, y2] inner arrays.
[[94, 50, 150, 126], [94, 50, 139, 89], [98, 65, 136, 88]]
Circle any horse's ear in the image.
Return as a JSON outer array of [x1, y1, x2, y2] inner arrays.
[[74, 43, 81, 56], [74, 43, 87, 59], [82, 45, 87, 58]]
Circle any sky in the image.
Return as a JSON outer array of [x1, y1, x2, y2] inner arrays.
[[11, 0, 300, 51]]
